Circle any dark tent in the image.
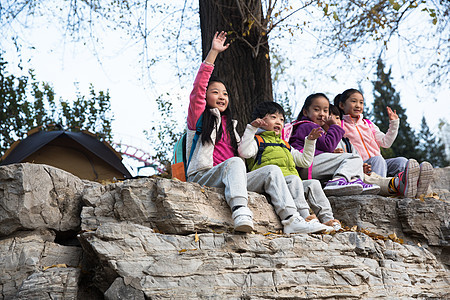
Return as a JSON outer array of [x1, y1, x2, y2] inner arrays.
[[0, 129, 132, 181]]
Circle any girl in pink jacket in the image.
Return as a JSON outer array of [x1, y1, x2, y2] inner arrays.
[[334, 89, 433, 197]]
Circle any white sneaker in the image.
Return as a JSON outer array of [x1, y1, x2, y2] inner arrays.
[[232, 207, 254, 233], [416, 161, 433, 198], [309, 218, 335, 232], [332, 222, 342, 231], [282, 215, 329, 234]]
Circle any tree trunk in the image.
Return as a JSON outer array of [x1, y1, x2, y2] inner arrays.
[[199, 0, 273, 134]]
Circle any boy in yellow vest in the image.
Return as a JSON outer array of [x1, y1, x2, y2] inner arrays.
[[238, 101, 341, 232]]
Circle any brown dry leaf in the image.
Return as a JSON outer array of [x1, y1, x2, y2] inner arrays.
[[419, 195, 425, 202], [178, 249, 187, 253], [351, 225, 358, 232], [194, 232, 199, 242], [43, 264, 67, 271], [388, 233, 398, 240]]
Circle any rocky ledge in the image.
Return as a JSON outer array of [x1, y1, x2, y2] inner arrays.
[[0, 163, 449, 299]]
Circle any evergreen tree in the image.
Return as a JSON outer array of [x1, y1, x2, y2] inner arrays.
[[417, 116, 449, 167], [372, 58, 418, 159]]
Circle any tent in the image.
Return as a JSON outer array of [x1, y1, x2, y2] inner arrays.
[[0, 129, 132, 182]]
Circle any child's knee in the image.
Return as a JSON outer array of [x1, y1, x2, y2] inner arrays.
[[264, 165, 284, 178], [226, 157, 246, 169]]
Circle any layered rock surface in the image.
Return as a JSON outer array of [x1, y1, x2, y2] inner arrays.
[[0, 163, 449, 299]]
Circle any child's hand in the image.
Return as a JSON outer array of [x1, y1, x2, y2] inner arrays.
[[363, 163, 372, 175], [250, 118, 268, 128], [333, 148, 344, 153], [307, 127, 323, 140], [386, 106, 398, 120], [325, 115, 340, 126], [211, 31, 230, 53]]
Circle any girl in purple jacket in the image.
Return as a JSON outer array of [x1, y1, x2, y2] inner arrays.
[[289, 93, 379, 196]]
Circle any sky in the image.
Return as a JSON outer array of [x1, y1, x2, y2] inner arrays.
[[2, 1, 449, 175]]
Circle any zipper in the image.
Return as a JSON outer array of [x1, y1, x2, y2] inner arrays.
[[353, 119, 371, 159]]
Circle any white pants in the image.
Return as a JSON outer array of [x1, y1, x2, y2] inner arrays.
[[300, 153, 364, 182]]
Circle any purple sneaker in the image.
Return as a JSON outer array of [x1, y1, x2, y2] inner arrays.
[[349, 178, 380, 195], [323, 177, 363, 196]]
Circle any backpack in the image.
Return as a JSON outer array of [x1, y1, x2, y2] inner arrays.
[[171, 115, 203, 181], [281, 120, 314, 142]]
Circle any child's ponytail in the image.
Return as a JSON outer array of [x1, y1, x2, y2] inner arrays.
[[333, 94, 345, 118]]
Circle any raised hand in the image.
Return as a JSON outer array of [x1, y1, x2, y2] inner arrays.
[[250, 118, 268, 128], [307, 127, 324, 140], [386, 106, 398, 120], [211, 31, 230, 53], [204, 31, 230, 65]]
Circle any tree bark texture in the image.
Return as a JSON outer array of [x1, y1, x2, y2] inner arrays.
[[199, 0, 273, 134]]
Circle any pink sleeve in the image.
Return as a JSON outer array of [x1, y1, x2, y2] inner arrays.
[[187, 63, 214, 130]]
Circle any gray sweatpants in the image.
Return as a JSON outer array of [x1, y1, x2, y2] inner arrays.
[[188, 157, 298, 220], [285, 176, 335, 223], [365, 155, 407, 177], [300, 152, 364, 182], [303, 179, 335, 223]]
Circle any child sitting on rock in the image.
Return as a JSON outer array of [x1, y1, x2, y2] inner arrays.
[[288, 93, 380, 196], [238, 101, 341, 232], [327, 104, 433, 198]]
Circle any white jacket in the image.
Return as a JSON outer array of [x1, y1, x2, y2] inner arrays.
[[186, 107, 241, 178]]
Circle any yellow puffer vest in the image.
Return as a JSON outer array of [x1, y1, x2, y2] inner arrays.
[[246, 131, 299, 177]]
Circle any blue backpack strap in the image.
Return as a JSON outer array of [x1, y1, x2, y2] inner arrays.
[[254, 135, 265, 165], [186, 114, 204, 174]]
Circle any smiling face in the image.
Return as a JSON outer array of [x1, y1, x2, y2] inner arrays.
[[339, 92, 364, 118], [206, 81, 229, 112], [261, 112, 285, 135], [302, 96, 329, 126]]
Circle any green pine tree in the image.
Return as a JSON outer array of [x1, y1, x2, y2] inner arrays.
[[372, 58, 418, 159], [417, 116, 449, 167]]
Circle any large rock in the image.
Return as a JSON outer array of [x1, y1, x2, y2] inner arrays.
[[78, 222, 450, 299], [0, 163, 449, 299], [429, 166, 450, 201], [0, 229, 82, 299], [328, 193, 450, 266], [15, 267, 80, 300], [0, 163, 84, 236], [81, 177, 282, 234]]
